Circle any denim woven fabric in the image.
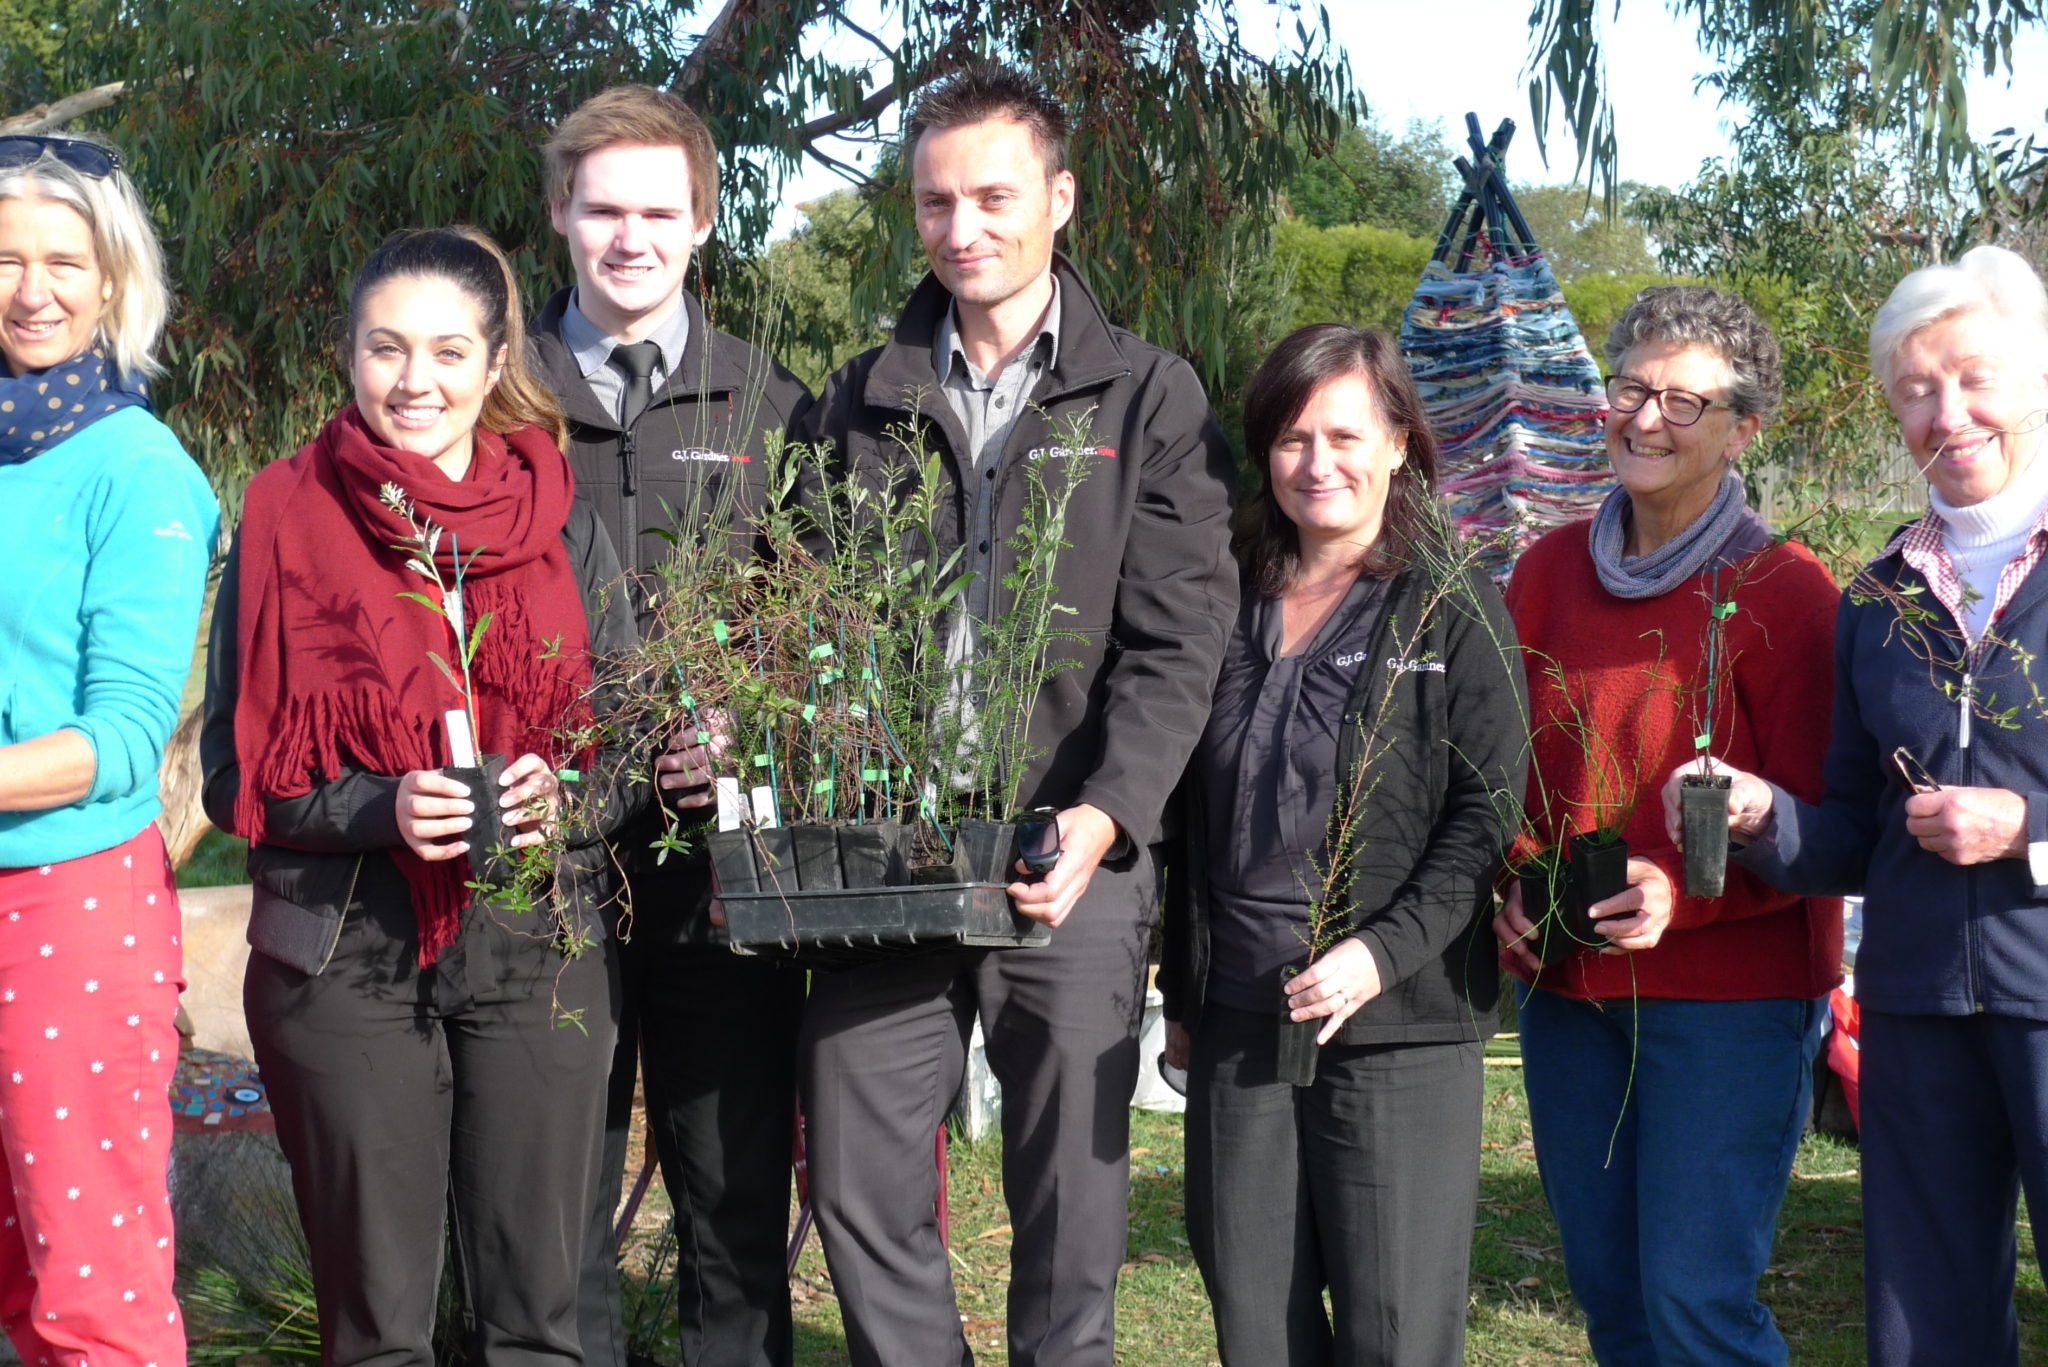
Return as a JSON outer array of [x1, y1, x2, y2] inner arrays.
[[1516, 985, 1824, 1366]]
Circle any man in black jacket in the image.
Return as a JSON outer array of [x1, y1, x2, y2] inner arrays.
[[797, 64, 1237, 1366], [532, 85, 812, 1367]]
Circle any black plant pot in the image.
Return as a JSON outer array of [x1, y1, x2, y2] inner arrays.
[[1276, 979, 1319, 1087], [1569, 831, 1630, 921], [953, 821, 1021, 885], [1521, 833, 1632, 966], [1679, 774, 1733, 897], [706, 829, 759, 895], [837, 822, 910, 889], [753, 827, 799, 891], [791, 824, 844, 891], [440, 753, 514, 889]]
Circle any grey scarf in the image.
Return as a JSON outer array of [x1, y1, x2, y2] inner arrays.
[[1589, 472, 1774, 600]]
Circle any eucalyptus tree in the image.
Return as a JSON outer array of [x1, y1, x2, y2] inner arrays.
[[20, 0, 1354, 507]]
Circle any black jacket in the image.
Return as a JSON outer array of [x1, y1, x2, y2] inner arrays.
[[798, 255, 1238, 845], [1740, 536, 2048, 1019], [532, 287, 812, 583], [1160, 561, 1528, 1044], [199, 500, 639, 976], [532, 288, 813, 947]]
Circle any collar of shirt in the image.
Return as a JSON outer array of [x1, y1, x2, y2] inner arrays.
[[1887, 495, 2048, 651], [560, 289, 693, 383], [934, 276, 1062, 389]]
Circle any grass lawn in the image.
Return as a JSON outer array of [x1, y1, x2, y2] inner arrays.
[[613, 1033, 2047, 1367]]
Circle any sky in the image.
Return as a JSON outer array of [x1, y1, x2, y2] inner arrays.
[[758, 1, 2048, 238]]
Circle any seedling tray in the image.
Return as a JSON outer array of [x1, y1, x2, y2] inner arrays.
[[717, 881, 1050, 967]]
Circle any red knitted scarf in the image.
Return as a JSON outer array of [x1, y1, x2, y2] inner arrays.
[[232, 404, 593, 963]]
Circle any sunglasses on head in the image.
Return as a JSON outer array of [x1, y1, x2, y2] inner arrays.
[[0, 136, 121, 178]]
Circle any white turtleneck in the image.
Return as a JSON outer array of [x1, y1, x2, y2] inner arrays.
[[1933, 449, 2048, 642]]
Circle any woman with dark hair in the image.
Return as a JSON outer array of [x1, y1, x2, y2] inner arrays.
[[199, 226, 636, 1364], [1159, 323, 1526, 1365], [1494, 285, 1840, 1365], [0, 133, 217, 1367]]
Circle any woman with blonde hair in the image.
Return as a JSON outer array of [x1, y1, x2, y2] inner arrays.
[[0, 131, 217, 1367], [201, 226, 635, 1364]]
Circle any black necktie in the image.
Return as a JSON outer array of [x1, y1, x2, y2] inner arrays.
[[611, 341, 661, 496]]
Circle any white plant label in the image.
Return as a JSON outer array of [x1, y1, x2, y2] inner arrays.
[[445, 710, 478, 768], [715, 777, 746, 833], [749, 785, 778, 828]]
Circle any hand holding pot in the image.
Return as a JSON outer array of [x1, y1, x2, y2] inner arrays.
[[1286, 937, 1384, 1044], [1660, 756, 1775, 847], [397, 768, 477, 861], [1591, 857, 1675, 954], [495, 753, 561, 848], [656, 708, 734, 809], [1903, 786, 2027, 865], [1007, 803, 1118, 929], [1492, 880, 1544, 973]]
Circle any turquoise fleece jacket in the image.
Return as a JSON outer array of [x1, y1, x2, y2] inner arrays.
[[0, 406, 219, 866]]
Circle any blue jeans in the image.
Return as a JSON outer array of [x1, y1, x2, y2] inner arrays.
[[1516, 986, 1824, 1367]]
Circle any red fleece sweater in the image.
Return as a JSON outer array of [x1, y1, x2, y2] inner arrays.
[[1504, 522, 1845, 1001]]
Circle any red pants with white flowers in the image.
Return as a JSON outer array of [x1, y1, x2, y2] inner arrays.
[[0, 827, 183, 1367]]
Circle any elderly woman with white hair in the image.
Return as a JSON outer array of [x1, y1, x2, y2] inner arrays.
[[0, 134, 216, 1365], [1671, 244, 2048, 1365]]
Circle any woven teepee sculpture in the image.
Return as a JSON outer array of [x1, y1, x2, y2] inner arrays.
[[1399, 116, 1614, 579]]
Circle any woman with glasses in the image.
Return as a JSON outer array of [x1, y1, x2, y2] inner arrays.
[[1491, 285, 1842, 1364], [0, 134, 218, 1366], [1667, 247, 2048, 1366]]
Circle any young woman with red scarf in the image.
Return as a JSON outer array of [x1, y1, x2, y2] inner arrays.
[[199, 227, 637, 1364]]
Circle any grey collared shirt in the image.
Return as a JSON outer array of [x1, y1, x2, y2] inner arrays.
[[934, 281, 1062, 634], [931, 282, 1062, 789], [559, 290, 693, 424]]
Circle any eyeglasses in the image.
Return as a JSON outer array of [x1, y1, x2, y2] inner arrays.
[[0, 136, 121, 179], [1604, 376, 1730, 428]]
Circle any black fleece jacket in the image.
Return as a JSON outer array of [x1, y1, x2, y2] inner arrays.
[[199, 500, 639, 976], [798, 255, 1238, 846], [1160, 560, 1529, 1044]]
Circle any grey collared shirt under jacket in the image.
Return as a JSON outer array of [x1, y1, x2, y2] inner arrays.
[[1197, 574, 1390, 1012], [559, 290, 693, 422], [933, 279, 1062, 631]]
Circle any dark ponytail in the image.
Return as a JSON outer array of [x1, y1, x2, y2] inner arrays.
[[346, 226, 567, 449]]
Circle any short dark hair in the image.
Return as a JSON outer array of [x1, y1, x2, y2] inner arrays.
[[1236, 324, 1442, 593], [903, 63, 1069, 177]]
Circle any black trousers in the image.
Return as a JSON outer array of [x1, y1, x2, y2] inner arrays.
[[1184, 1004, 1483, 1367], [246, 875, 618, 1367], [797, 850, 1155, 1367], [578, 928, 805, 1367]]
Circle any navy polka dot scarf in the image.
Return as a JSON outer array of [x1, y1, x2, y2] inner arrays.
[[0, 346, 148, 465]]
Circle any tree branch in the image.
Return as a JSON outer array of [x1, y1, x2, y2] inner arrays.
[[2, 80, 130, 134]]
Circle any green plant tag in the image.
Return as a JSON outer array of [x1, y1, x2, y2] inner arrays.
[[808, 642, 835, 660], [861, 668, 874, 680], [753, 753, 772, 767], [812, 779, 834, 794], [679, 691, 696, 709], [1694, 732, 1711, 748], [556, 768, 580, 783], [801, 704, 818, 722], [712, 621, 729, 643], [847, 704, 868, 718], [861, 768, 882, 781], [696, 730, 711, 744], [1712, 602, 1736, 618]]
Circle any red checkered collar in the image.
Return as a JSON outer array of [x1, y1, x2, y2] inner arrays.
[[1883, 497, 2048, 656]]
